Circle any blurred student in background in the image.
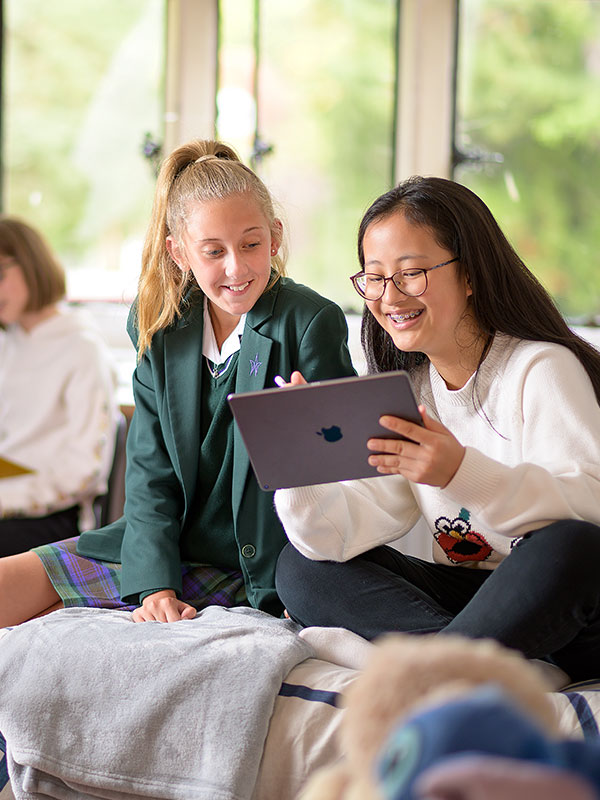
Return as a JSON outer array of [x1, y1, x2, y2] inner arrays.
[[0, 216, 118, 556]]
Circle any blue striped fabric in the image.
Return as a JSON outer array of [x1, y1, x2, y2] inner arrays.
[[564, 692, 600, 738], [564, 679, 600, 690], [0, 732, 8, 791], [278, 682, 340, 708]]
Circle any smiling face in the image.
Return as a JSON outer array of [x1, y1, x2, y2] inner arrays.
[[362, 212, 481, 386], [167, 193, 279, 344]]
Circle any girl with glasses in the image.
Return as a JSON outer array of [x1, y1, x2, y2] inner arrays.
[[275, 175, 600, 683]]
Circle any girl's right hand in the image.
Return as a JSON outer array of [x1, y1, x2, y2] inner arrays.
[[367, 405, 465, 488], [132, 589, 197, 623], [274, 371, 307, 387]]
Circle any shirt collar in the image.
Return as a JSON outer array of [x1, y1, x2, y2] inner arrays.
[[202, 298, 246, 364]]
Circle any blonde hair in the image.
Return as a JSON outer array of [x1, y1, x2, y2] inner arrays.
[[0, 216, 65, 319], [136, 139, 287, 357]]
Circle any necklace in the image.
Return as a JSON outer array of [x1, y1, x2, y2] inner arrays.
[[206, 353, 235, 380]]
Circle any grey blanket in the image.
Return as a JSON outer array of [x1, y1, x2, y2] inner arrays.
[[0, 606, 313, 800]]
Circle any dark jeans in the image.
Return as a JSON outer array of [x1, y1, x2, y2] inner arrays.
[[275, 520, 600, 682], [0, 505, 80, 557]]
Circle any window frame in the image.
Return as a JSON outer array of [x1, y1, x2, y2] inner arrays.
[[0, 0, 458, 207], [165, 0, 458, 180]]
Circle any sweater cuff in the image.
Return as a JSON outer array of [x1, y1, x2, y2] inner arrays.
[[443, 446, 503, 514], [274, 484, 331, 512]]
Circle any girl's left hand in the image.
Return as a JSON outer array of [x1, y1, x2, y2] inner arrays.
[[367, 405, 465, 488], [132, 589, 197, 623]]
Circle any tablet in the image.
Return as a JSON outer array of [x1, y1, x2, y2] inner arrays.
[[228, 370, 422, 491]]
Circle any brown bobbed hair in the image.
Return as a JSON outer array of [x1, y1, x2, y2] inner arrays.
[[136, 139, 287, 357], [0, 216, 65, 317], [357, 175, 600, 404]]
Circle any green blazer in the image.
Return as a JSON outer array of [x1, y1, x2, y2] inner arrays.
[[77, 277, 355, 614]]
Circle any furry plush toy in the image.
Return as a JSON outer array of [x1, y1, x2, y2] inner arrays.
[[299, 634, 600, 800]]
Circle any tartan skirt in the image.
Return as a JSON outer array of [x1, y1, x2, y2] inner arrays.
[[32, 537, 247, 612]]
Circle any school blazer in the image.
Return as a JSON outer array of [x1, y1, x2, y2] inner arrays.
[[77, 277, 355, 614]]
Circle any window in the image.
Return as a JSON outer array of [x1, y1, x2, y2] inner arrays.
[[217, 0, 398, 311], [455, 0, 600, 320], [3, 0, 166, 301]]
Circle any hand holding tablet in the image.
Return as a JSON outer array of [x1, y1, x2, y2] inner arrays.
[[228, 371, 423, 490]]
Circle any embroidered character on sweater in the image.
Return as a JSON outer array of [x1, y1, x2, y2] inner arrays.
[[434, 507, 492, 564]]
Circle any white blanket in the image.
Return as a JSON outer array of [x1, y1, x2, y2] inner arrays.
[[0, 606, 313, 800]]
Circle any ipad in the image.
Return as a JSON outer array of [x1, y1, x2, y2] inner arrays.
[[227, 370, 422, 491]]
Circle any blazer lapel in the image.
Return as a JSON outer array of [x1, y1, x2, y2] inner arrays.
[[163, 283, 279, 522], [231, 287, 277, 516], [163, 303, 204, 508]]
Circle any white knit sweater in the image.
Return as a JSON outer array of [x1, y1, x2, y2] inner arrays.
[[0, 307, 118, 529], [275, 334, 600, 569]]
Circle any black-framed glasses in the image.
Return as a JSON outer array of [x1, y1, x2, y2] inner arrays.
[[350, 257, 459, 300]]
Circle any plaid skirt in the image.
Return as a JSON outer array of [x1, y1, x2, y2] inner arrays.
[[33, 537, 247, 612]]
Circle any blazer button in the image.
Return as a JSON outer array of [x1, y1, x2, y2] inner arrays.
[[241, 544, 256, 559]]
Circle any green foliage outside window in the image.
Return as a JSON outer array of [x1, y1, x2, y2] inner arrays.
[[4, 0, 164, 289], [218, 0, 396, 311], [5, 0, 600, 317], [456, 0, 600, 320]]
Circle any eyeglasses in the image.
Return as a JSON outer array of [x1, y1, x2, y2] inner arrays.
[[350, 257, 459, 301]]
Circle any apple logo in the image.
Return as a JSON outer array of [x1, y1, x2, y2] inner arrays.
[[317, 425, 343, 443]]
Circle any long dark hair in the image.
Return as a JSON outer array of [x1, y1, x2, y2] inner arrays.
[[358, 176, 600, 403]]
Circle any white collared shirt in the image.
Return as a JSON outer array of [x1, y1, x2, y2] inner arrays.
[[202, 299, 246, 365]]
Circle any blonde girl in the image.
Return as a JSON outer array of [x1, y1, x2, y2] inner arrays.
[[0, 140, 354, 626]]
